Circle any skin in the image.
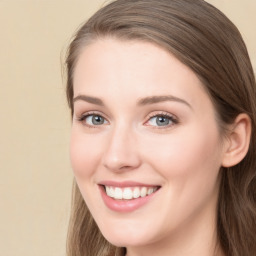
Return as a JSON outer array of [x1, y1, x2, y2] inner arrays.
[[70, 38, 229, 256]]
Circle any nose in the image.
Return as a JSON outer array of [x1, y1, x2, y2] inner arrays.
[[102, 124, 141, 173]]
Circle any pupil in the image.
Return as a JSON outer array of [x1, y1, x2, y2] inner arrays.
[[92, 115, 104, 125], [156, 116, 169, 126]]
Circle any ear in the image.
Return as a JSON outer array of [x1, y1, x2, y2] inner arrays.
[[222, 113, 251, 167]]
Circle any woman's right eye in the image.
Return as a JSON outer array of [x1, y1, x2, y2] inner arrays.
[[78, 114, 108, 127]]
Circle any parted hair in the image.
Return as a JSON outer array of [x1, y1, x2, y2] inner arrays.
[[65, 1, 256, 255]]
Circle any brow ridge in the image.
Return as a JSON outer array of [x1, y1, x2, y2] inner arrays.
[[73, 94, 191, 109], [73, 95, 104, 106], [137, 95, 191, 108]]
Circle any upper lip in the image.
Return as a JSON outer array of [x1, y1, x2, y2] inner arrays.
[[99, 180, 161, 188]]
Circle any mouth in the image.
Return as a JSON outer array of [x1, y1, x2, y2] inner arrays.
[[98, 181, 161, 212], [102, 185, 160, 200]]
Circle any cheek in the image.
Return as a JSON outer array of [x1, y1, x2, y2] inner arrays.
[[144, 125, 222, 185], [141, 126, 222, 227], [70, 129, 101, 179]]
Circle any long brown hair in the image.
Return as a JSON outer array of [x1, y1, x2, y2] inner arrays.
[[65, 1, 256, 255]]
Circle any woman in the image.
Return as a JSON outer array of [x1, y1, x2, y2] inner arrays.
[[65, 0, 256, 255]]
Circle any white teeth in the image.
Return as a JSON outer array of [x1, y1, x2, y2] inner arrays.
[[123, 188, 133, 199], [109, 187, 115, 197], [104, 186, 158, 200], [114, 187, 122, 199], [147, 188, 154, 195], [106, 186, 110, 195], [133, 187, 140, 198], [140, 187, 147, 197]]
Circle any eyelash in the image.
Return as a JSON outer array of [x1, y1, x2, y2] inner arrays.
[[76, 111, 179, 129], [145, 112, 179, 128], [76, 111, 108, 129]]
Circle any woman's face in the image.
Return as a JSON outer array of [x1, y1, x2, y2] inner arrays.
[[70, 38, 226, 252]]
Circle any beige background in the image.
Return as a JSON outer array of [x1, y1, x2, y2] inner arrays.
[[0, 1, 255, 255]]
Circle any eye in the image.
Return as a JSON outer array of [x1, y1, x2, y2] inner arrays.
[[86, 115, 106, 125], [77, 113, 108, 127], [145, 113, 178, 128]]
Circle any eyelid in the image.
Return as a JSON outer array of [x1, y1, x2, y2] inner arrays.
[[144, 111, 179, 128], [75, 111, 109, 128]]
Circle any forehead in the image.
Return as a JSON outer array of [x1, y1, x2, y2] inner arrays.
[[73, 38, 212, 112]]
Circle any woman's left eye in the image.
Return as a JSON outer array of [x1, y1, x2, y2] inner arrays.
[[146, 114, 177, 127]]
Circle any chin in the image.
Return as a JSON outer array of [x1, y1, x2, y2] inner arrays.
[[99, 223, 155, 248]]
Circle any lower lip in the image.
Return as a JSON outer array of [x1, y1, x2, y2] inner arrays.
[[99, 186, 159, 213]]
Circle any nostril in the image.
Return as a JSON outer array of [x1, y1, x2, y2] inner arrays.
[[102, 155, 141, 173]]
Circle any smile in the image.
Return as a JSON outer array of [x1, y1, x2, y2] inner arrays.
[[99, 183, 161, 212], [104, 186, 158, 200]]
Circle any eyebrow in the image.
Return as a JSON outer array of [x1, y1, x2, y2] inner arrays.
[[73, 94, 192, 109], [137, 95, 192, 109], [73, 95, 104, 106]]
